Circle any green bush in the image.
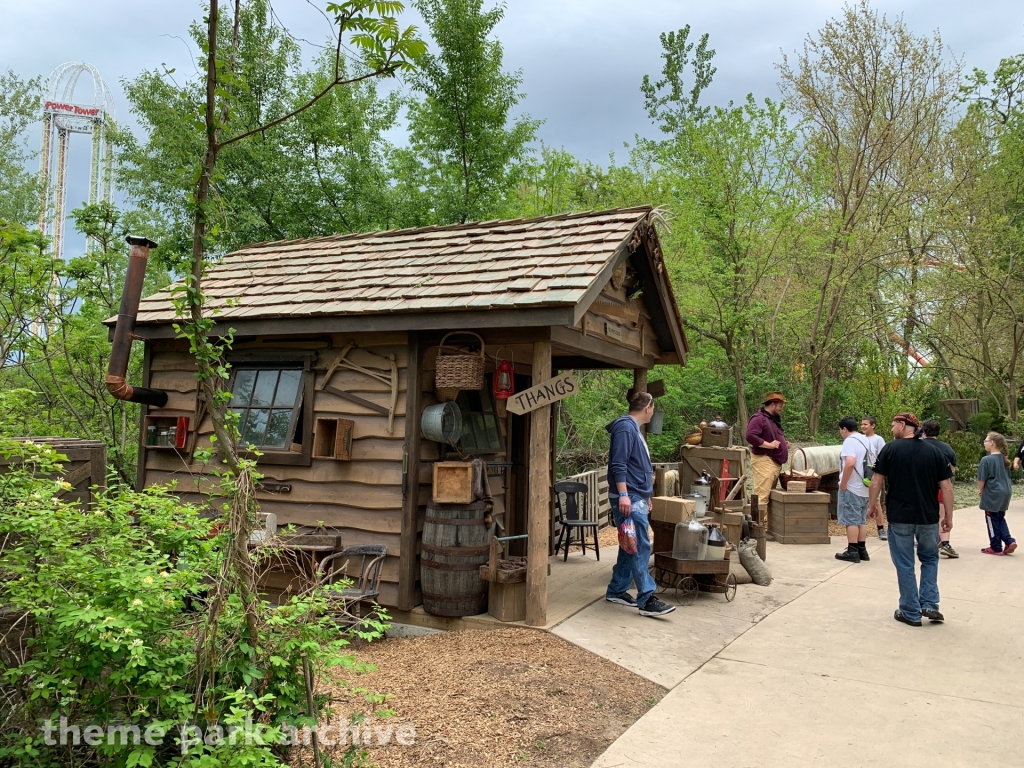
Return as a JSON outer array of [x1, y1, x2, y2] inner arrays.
[[968, 412, 995, 435], [943, 431, 984, 481], [0, 438, 383, 766]]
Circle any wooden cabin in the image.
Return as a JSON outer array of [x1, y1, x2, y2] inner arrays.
[[120, 206, 688, 624]]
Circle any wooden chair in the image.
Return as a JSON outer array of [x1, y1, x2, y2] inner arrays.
[[553, 481, 600, 562], [316, 545, 387, 627]]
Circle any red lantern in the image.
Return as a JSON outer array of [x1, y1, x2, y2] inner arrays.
[[493, 349, 515, 399]]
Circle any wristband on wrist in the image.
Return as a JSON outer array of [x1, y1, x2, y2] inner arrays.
[[619, 493, 629, 498]]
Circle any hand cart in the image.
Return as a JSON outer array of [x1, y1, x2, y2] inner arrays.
[[651, 551, 737, 605]]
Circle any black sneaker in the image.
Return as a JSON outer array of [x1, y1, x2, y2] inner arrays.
[[835, 550, 861, 563], [858, 548, 870, 562], [922, 608, 944, 623], [639, 597, 676, 617], [894, 610, 922, 627], [606, 592, 637, 607]]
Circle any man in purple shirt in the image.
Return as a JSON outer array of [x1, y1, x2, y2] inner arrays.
[[746, 392, 790, 506]]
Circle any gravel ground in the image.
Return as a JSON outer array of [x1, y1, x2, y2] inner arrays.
[[312, 628, 665, 768]]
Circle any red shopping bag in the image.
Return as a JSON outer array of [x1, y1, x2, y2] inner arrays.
[[618, 517, 638, 555]]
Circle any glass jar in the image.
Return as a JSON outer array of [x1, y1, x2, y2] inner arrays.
[[673, 517, 709, 560]]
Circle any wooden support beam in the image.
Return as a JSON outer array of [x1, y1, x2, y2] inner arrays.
[[550, 325, 654, 369], [398, 332, 424, 611], [526, 338, 552, 627]]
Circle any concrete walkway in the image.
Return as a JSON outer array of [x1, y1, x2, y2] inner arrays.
[[552, 500, 1024, 768]]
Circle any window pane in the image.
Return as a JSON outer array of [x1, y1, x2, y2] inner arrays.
[[252, 370, 279, 408], [232, 370, 257, 406], [265, 409, 293, 448], [274, 370, 302, 407], [243, 409, 269, 446]]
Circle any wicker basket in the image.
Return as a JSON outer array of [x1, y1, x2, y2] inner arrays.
[[779, 472, 821, 492], [684, 431, 703, 446], [435, 332, 485, 392], [435, 386, 461, 403]]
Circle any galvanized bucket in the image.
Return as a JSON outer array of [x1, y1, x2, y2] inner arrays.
[[421, 402, 462, 443]]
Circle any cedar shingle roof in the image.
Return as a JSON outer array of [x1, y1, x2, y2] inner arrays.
[[133, 207, 653, 324]]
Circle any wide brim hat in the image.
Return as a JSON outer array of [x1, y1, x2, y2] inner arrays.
[[763, 391, 787, 405]]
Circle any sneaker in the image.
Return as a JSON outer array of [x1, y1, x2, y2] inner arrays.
[[858, 548, 870, 562], [981, 547, 1004, 556], [939, 543, 959, 559], [922, 608, 944, 622], [1005, 542, 1018, 555], [638, 597, 676, 617], [835, 550, 861, 563], [606, 592, 637, 607], [878, 528, 888, 541], [894, 610, 922, 627]]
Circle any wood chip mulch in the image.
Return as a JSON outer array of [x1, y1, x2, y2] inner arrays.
[[320, 628, 665, 767]]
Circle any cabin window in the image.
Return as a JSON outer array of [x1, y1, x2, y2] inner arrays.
[[230, 368, 305, 450], [456, 383, 504, 453]]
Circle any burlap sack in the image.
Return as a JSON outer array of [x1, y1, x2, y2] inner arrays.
[[738, 539, 772, 586]]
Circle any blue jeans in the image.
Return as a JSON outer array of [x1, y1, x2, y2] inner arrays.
[[887, 523, 940, 622], [606, 496, 657, 608]]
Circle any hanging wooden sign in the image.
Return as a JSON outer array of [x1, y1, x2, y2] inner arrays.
[[506, 371, 578, 416]]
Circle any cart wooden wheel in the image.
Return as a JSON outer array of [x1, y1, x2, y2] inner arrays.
[[724, 573, 737, 602], [675, 576, 699, 606]]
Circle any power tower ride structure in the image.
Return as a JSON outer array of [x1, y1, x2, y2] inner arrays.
[[38, 62, 117, 260]]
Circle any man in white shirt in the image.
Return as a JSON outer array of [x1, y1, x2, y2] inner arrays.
[[861, 416, 887, 541], [836, 417, 872, 563]]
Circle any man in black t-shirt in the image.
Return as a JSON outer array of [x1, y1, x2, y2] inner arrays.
[[922, 419, 959, 558], [868, 412, 954, 627]]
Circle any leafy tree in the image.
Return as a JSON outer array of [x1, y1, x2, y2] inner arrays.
[[0, 70, 41, 226], [926, 54, 1024, 422], [8, 203, 169, 485], [405, 0, 540, 224], [639, 25, 716, 135], [0, 221, 55, 367], [116, 0, 409, 264], [155, 0, 423, 730], [777, 0, 962, 434]]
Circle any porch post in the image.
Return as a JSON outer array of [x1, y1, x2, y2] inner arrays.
[[526, 338, 552, 627]]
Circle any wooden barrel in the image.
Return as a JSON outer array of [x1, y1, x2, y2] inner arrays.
[[421, 500, 491, 617]]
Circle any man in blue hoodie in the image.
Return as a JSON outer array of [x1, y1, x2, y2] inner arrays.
[[605, 391, 676, 617]]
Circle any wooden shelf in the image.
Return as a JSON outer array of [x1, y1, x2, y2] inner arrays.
[[144, 415, 189, 450]]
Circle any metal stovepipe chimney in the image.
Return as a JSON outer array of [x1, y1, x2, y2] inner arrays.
[[106, 235, 169, 407]]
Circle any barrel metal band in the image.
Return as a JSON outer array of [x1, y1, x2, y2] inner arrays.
[[424, 516, 489, 526], [421, 543, 490, 557], [420, 560, 483, 571], [422, 592, 488, 603]]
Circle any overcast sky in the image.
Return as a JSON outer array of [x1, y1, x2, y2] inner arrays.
[[3, 0, 1022, 251]]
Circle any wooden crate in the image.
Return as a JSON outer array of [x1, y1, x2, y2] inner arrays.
[[432, 461, 475, 504], [488, 581, 526, 622], [0, 437, 106, 508], [312, 417, 354, 460], [701, 426, 733, 448], [768, 489, 830, 544]]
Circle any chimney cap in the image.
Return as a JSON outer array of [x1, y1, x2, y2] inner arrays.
[[125, 235, 159, 249]]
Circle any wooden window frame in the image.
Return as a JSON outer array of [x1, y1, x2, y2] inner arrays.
[[226, 352, 315, 467]]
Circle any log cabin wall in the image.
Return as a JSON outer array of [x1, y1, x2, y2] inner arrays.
[[139, 332, 418, 608]]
